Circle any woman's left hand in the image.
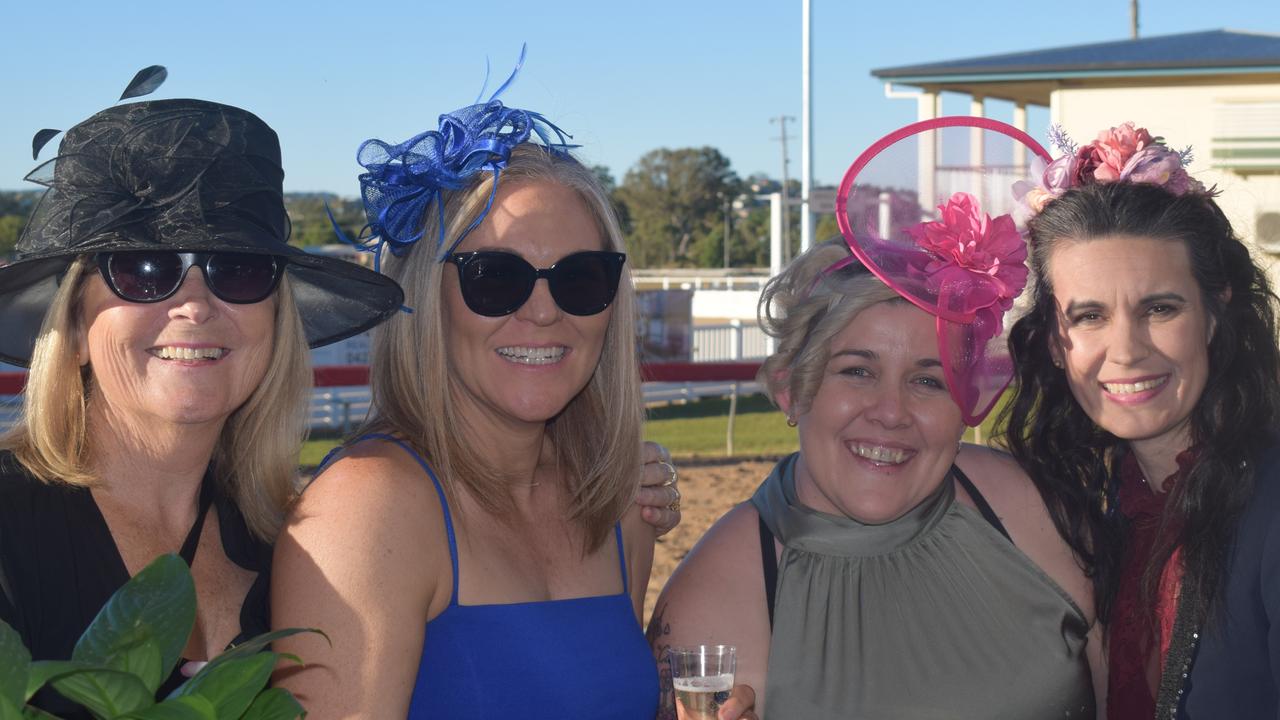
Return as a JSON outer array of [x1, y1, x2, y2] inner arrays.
[[637, 441, 681, 537]]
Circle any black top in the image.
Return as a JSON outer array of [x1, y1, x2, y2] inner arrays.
[[1181, 441, 1280, 718], [0, 451, 271, 717]]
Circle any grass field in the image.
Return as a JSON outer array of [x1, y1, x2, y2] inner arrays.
[[299, 389, 1011, 466]]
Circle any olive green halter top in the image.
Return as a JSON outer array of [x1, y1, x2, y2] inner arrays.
[[750, 454, 1095, 719]]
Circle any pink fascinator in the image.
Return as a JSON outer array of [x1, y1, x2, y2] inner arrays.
[[830, 117, 1052, 425]]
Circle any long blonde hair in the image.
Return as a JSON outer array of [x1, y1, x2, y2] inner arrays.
[[2, 256, 312, 541], [363, 145, 643, 551]]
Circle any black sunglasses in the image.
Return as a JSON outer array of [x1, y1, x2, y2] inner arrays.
[[96, 251, 284, 305], [446, 250, 626, 317]]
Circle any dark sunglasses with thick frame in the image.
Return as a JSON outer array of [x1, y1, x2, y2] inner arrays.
[[445, 250, 626, 317], [96, 251, 284, 305]]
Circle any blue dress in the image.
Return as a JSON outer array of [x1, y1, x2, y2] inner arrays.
[[345, 436, 659, 720]]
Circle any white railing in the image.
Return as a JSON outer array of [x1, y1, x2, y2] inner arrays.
[[691, 321, 770, 361], [631, 269, 771, 292]]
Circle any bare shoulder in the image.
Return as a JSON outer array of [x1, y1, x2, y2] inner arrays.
[[295, 439, 441, 518], [955, 443, 1095, 622], [276, 438, 450, 609], [654, 501, 765, 626]]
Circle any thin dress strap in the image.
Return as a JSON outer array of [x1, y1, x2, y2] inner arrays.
[[758, 513, 778, 631], [318, 433, 461, 605], [612, 524, 629, 595], [952, 464, 1012, 543]]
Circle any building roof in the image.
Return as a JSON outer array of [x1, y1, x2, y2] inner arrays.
[[875, 29, 1280, 81]]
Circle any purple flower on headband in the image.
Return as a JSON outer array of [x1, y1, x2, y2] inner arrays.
[[904, 192, 1028, 334], [1120, 145, 1205, 194]]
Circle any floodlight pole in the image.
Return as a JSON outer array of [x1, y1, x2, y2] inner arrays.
[[800, 0, 814, 253]]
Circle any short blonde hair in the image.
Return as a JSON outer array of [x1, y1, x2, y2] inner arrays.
[[757, 238, 900, 416], [364, 144, 643, 552], [2, 257, 312, 541]]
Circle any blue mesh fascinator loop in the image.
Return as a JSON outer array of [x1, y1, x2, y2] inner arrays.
[[335, 50, 577, 269]]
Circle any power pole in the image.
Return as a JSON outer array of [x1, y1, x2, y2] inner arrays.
[[1131, 0, 1139, 39], [771, 115, 795, 263]]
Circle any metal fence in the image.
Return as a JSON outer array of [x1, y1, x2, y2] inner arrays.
[[691, 321, 769, 362], [0, 326, 772, 435]]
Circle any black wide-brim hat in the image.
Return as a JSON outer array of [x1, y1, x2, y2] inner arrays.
[[0, 98, 403, 366]]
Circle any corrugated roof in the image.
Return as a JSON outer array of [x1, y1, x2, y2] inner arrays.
[[873, 30, 1280, 80]]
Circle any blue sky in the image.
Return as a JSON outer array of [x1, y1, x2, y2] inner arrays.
[[2, 0, 1277, 195]]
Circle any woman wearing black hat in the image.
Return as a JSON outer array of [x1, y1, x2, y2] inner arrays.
[[0, 94, 404, 715]]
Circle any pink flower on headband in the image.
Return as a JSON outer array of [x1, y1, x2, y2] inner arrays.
[[904, 192, 1028, 330], [1080, 122, 1156, 183]]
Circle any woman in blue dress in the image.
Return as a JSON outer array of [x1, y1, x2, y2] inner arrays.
[[271, 71, 728, 718]]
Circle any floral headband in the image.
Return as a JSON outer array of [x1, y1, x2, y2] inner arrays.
[[829, 117, 1051, 425], [334, 47, 576, 269], [1015, 121, 1210, 222]]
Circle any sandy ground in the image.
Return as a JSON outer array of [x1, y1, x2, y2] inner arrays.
[[644, 458, 780, 621]]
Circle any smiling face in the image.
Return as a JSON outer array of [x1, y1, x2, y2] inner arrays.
[[78, 262, 277, 433], [442, 179, 613, 431], [1047, 234, 1214, 456], [789, 300, 965, 524]]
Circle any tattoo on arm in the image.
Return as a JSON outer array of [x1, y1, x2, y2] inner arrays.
[[647, 601, 676, 720]]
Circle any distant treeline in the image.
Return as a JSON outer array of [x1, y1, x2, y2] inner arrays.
[[0, 147, 843, 268]]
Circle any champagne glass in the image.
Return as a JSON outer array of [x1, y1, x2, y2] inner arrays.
[[666, 645, 736, 720]]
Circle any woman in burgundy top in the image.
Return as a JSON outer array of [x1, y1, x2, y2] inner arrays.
[[1000, 123, 1280, 718]]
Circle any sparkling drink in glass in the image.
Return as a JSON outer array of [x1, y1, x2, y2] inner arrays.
[[667, 645, 736, 720]]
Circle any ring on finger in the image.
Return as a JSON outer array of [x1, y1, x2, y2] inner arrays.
[[658, 460, 678, 487]]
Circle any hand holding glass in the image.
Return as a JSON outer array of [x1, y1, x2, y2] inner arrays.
[[667, 645, 736, 720]]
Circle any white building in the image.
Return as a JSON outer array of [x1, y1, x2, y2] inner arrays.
[[872, 29, 1280, 279]]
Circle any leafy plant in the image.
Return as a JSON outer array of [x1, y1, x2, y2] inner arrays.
[[0, 554, 313, 720]]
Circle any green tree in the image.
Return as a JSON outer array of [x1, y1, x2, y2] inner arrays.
[[0, 215, 25, 258], [617, 147, 740, 268]]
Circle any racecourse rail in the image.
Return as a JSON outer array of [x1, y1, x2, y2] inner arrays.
[[0, 363, 765, 441]]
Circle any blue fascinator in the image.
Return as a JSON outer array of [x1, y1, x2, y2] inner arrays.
[[336, 47, 577, 269]]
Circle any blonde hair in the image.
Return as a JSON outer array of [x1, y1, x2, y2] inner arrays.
[[3, 257, 312, 541], [363, 144, 643, 551], [757, 238, 900, 416]]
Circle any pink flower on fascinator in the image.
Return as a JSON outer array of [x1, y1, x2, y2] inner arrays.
[[904, 192, 1028, 330]]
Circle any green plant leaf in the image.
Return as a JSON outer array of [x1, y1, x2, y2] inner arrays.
[[0, 620, 31, 707], [196, 628, 324, 677], [19, 705, 61, 719], [0, 695, 22, 720], [240, 688, 305, 720], [26, 660, 88, 702], [120, 695, 217, 720], [74, 554, 195, 690], [50, 668, 154, 718], [172, 654, 273, 718]]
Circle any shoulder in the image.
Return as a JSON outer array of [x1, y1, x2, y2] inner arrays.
[[275, 437, 450, 609], [955, 443, 1095, 622], [1248, 442, 1280, 504], [0, 451, 86, 524], [292, 439, 444, 524], [954, 443, 1048, 519], [658, 502, 763, 610]]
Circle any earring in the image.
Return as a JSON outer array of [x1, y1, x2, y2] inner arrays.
[[786, 416, 798, 427]]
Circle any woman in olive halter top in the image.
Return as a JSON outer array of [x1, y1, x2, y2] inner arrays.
[[650, 120, 1106, 719]]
